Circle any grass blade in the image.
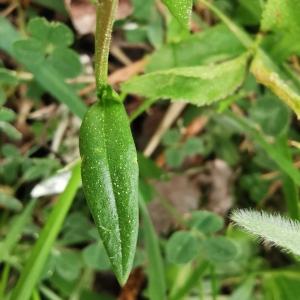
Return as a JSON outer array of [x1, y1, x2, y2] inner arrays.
[[11, 163, 81, 300], [139, 192, 167, 300], [0, 199, 36, 261]]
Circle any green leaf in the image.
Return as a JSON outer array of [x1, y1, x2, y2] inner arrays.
[[146, 24, 245, 72], [188, 211, 224, 234], [0, 121, 22, 140], [201, 236, 238, 263], [221, 113, 300, 185], [165, 147, 185, 168], [47, 47, 82, 78], [0, 192, 22, 212], [0, 17, 87, 119], [82, 243, 111, 271], [166, 231, 199, 264], [182, 138, 205, 156], [231, 209, 300, 256], [0, 107, 16, 122], [230, 276, 256, 300], [0, 199, 36, 261], [122, 53, 249, 106], [261, 0, 300, 33], [54, 250, 83, 281], [0, 68, 18, 85], [13, 39, 45, 64], [263, 272, 300, 300], [249, 94, 290, 136], [27, 17, 74, 47], [139, 192, 167, 300], [162, 129, 181, 146], [162, 0, 193, 29], [10, 164, 81, 300], [79, 87, 139, 285]]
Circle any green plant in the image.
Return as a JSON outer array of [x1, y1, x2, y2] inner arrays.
[[2, 0, 300, 299]]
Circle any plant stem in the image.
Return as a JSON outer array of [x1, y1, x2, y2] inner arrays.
[[95, 0, 118, 90]]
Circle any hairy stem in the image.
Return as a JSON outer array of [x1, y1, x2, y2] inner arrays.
[[95, 0, 118, 89]]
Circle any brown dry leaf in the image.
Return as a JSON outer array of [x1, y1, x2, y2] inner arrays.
[[65, 0, 133, 35], [197, 159, 234, 216], [148, 176, 200, 234]]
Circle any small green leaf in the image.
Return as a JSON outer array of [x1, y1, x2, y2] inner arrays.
[[201, 236, 238, 263], [188, 211, 224, 234], [163, 0, 193, 29], [182, 138, 205, 156], [47, 47, 82, 78], [249, 94, 290, 136], [0, 68, 18, 85], [123, 53, 249, 106], [13, 39, 45, 64], [166, 231, 199, 264], [82, 243, 111, 271], [0, 192, 22, 212], [0, 121, 22, 140], [54, 250, 83, 281], [165, 147, 185, 168], [27, 17, 74, 47], [0, 107, 16, 122], [162, 129, 181, 146], [231, 209, 300, 256]]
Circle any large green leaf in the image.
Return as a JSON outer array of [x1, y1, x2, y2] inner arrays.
[[146, 24, 245, 72], [162, 0, 193, 29], [123, 53, 249, 106]]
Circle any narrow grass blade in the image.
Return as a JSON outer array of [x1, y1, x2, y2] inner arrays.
[[169, 260, 209, 300], [282, 175, 300, 220], [0, 199, 36, 261], [139, 192, 167, 300], [11, 163, 81, 300]]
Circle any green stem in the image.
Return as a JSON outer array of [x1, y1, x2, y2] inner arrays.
[[11, 164, 81, 300], [198, 0, 252, 48], [95, 0, 118, 90]]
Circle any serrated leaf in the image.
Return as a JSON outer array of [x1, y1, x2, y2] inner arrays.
[[146, 24, 245, 72], [251, 51, 300, 118], [47, 47, 82, 78], [166, 231, 199, 264], [163, 0, 193, 29], [123, 53, 249, 106]]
